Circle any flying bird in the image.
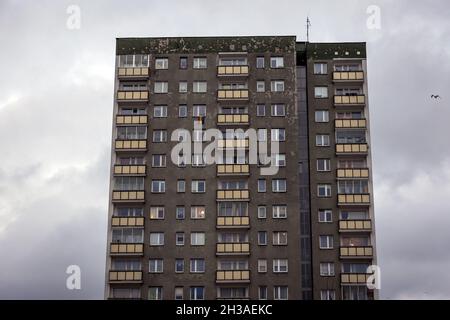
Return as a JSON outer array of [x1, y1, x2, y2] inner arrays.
[[431, 95, 442, 99]]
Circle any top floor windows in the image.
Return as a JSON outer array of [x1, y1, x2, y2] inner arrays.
[[270, 57, 284, 68], [119, 54, 149, 67], [335, 64, 361, 71], [256, 56, 265, 69], [155, 58, 168, 69], [179, 57, 188, 69], [314, 63, 328, 75], [219, 57, 248, 66], [193, 57, 207, 69]]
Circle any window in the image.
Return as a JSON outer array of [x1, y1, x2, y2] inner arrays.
[[176, 232, 185, 246], [114, 177, 144, 191], [176, 207, 185, 220], [179, 81, 188, 93], [317, 159, 331, 172], [273, 232, 288, 246], [342, 286, 369, 301], [175, 287, 183, 300], [120, 82, 147, 91], [193, 57, 207, 69], [315, 86, 328, 98], [257, 206, 267, 219], [271, 129, 286, 141], [148, 287, 163, 300], [340, 211, 369, 220], [191, 206, 205, 219], [273, 205, 287, 219], [151, 180, 165, 193], [150, 206, 165, 220], [190, 233, 205, 246], [154, 82, 168, 93], [178, 105, 187, 118], [256, 104, 266, 117], [191, 180, 206, 193], [258, 286, 268, 300], [256, 81, 265, 92], [320, 290, 336, 301], [341, 235, 370, 247], [317, 184, 332, 197], [190, 259, 205, 273], [257, 128, 267, 141], [314, 63, 328, 75], [256, 57, 265, 69], [175, 259, 184, 273], [151, 154, 166, 168], [274, 286, 288, 300], [192, 154, 205, 167], [155, 58, 168, 69], [338, 180, 369, 194], [218, 202, 248, 217], [111, 259, 142, 271], [119, 107, 146, 115], [272, 179, 287, 193], [192, 105, 206, 117], [316, 135, 330, 147], [336, 130, 366, 144], [149, 233, 164, 246], [270, 57, 284, 68], [271, 104, 286, 116], [114, 207, 144, 217], [258, 259, 267, 273], [177, 180, 185, 193], [273, 259, 288, 272], [258, 179, 266, 193], [270, 80, 285, 92], [111, 228, 144, 243], [318, 209, 333, 223], [319, 235, 334, 249], [315, 110, 329, 122], [119, 54, 149, 67], [258, 231, 267, 245], [320, 263, 335, 276], [190, 287, 204, 300], [153, 130, 167, 143], [274, 154, 286, 167], [219, 57, 247, 66], [117, 126, 147, 140], [149, 259, 163, 273], [179, 57, 188, 69], [193, 81, 207, 93], [153, 105, 167, 118]]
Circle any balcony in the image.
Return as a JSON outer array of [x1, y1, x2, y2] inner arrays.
[[217, 65, 249, 77], [333, 71, 364, 82], [216, 242, 250, 255], [335, 119, 367, 129], [117, 91, 149, 102], [217, 216, 250, 229], [115, 140, 147, 151], [334, 95, 365, 106], [216, 270, 250, 283], [217, 164, 250, 176], [217, 114, 249, 126], [114, 165, 146, 176], [217, 139, 249, 149], [340, 246, 373, 259], [109, 271, 143, 283], [112, 191, 145, 202], [117, 67, 150, 79], [336, 143, 368, 154], [110, 243, 144, 256], [217, 89, 249, 101], [337, 168, 369, 179], [111, 216, 145, 227], [339, 220, 372, 232], [217, 189, 249, 201], [341, 273, 371, 284], [116, 115, 148, 125], [338, 194, 370, 206]]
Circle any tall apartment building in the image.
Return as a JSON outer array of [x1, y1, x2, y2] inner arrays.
[[105, 36, 377, 300]]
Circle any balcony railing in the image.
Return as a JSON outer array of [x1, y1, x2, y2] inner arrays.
[[217, 89, 249, 100], [339, 220, 372, 232], [111, 216, 145, 227], [115, 140, 147, 151], [334, 95, 365, 105], [338, 194, 371, 205], [112, 191, 145, 202], [333, 71, 364, 82], [114, 165, 146, 176], [341, 273, 371, 284], [217, 164, 250, 176], [216, 242, 250, 255], [116, 115, 148, 125], [217, 66, 249, 76], [340, 246, 373, 258], [216, 270, 250, 283], [109, 271, 143, 282], [337, 168, 369, 179], [217, 114, 249, 125], [117, 67, 150, 79], [217, 139, 249, 149], [217, 189, 249, 201], [335, 119, 367, 129], [336, 143, 368, 154], [117, 91, 149, 102], [217, 216, 250, 228], [110, 243, 144, 255]]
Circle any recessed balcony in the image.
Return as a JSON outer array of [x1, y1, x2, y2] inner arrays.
[[117, 67, 150, 79], [111, 216, 145, 227], [216, 270, 250, 283], [116, 115, 148, 125], [338, 194, 370, 206], [339, 220, 372, 232], [114, 165, 146, 176], [216, 242, 250, 255], [117, 91, 149, 102], [217, 139, 249, 149], [217, 164, 250, 176], [217, 114, 249, 126], [334, 95, 365, 106], [109, 271, 143, 283], [340, 246, 373, 259], [112, 191, 145, 202], [336, 143, 368, 154], [217, 66, 249, 77], [335, 119, 367, 129], [217, 189, 249, 201], [115, 140, 147, 151], [217, 216, 250, 229], [341, 273, 371, 284], [337, 168, 369, 179], [217, 89, 249, 101], [110, 243, 144, 256], [333, 71, 364, 82]]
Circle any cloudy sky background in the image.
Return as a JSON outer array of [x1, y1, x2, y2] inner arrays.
[[0, 0, 449, 299]]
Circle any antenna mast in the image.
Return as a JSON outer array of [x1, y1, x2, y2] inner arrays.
[[306, 17, 311, 42]]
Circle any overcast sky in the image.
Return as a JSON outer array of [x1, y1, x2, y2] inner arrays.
[[0, 0, 449, 300]]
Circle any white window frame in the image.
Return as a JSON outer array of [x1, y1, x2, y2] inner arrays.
[[154, 81, 168, 93], [257, 206, 267, 219], [193, 57, 207, 69], [273, 259, 288, 273], [150, 206, 165, 220], [319, 235, 334, 249], [193, 81, 207, 93], [318, 209, 333, 223], [317, 159, 331, 172], [273, 205, 287, 219], [149, 259, 163, 273], [270, 80, 285, 92], [256, 81, 265, 92], [316, 134, 330, 147], [315, 110, 329, 122], [149, 232, 164, 246], [257, 259, 267, 273], [274, 286, 288, 300], [317, 184, 332, 197], [190, 233, 205, 246], [320, 262, 335, 276], [155, 58, 168, 69], [270, 57, 284, 68], [314, 86, 329, 98], [153, 105, 167, 118]]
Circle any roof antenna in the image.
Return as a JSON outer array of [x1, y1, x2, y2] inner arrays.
[[306, 16, 311, 42]]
